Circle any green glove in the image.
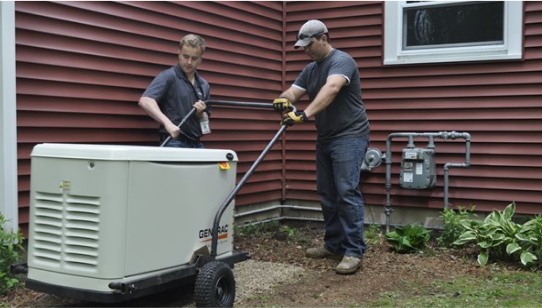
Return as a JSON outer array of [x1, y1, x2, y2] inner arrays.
[[273, 98, 292, 112], [282, 111, 308, 126]]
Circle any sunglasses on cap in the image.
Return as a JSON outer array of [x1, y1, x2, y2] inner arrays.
[[297, 32, 325, 40]]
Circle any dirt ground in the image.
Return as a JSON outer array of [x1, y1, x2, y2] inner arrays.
[[3, 221, 497, 307], [232, 221, 494, 307]]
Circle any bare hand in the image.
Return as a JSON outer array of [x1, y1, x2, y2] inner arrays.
[[193, 100, 207, 114], [165, 122, 181, 139]]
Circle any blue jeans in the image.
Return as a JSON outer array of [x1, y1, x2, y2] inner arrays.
[[163, 140, 204, 149], [316, 136, 369, 258]]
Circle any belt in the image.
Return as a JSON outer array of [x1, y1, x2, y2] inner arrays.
[[175, 134, 200, 145]]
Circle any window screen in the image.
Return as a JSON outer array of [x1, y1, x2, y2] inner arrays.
[[404, 1, 504, 49]]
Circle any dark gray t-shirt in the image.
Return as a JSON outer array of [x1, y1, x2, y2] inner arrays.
[[293, 49, 370, 141], [142, 65, 210, 140]]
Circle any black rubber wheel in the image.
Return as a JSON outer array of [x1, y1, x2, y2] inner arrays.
[[194, 261, 236, 307]]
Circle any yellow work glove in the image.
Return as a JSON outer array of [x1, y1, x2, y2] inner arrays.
[[273, 98, 292, 112], [282, 111, 308, 126]]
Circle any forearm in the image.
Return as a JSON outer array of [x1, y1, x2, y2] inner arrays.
[[278, 90, 296, 104], [303, 75, 346, 119], [139, 97, 174, 127], [304, 83, 340, 118], [279, 85, 307, 104]]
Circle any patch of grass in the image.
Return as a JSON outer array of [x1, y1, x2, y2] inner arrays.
[[279, 225, 298, 242], [235, 221, 307, 243], [235, 220, 281, 237], [243, 293, 273, 306], [365, 224, 384, 245], [366, 270, 542, 307], [248, 302, 275, 308], [345, 304, 364, 308]]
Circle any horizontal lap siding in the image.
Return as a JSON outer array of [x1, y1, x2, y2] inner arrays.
[[13, 1, 542, 236], [15, 1, 283, 235], [283, 1, 383, 207], [284, 2, 542, 215]]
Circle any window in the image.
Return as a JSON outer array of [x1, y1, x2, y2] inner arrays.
[[384, 1, 523, 65]]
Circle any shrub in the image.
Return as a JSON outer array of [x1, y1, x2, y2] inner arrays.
[[0, 214, 25, 294], [386, 223, 431, 253], [437, 206, 476, 248]]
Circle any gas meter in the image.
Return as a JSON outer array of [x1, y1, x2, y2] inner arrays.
[[400, 148, 436, 189]]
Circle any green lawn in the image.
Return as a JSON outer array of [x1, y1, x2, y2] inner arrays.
[[369, 270, 542, 308]]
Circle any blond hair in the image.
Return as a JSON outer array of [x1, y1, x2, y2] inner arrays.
[[179, 34, 206, 54]]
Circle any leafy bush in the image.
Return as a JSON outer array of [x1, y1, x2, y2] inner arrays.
[[437, 206, 476, 248], [0, 214, 25, 294], [386, 223, 431, 253], [453, 202, 541, 267]]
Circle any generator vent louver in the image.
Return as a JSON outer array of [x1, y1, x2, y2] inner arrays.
[[34, 192, 101, 270]]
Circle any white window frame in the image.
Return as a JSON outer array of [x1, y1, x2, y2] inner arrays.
[[384, 1, 524, 65]]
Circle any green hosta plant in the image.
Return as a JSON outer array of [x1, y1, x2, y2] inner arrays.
[[386, 223, 431, 253], [514, 215, 542, 266], [454, 202, 540, 267]]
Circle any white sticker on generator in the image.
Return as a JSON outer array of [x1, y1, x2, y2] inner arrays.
[[403, 173, 413, 183]]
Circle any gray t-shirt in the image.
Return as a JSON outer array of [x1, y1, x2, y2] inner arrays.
[[293, 49, 370, 141]]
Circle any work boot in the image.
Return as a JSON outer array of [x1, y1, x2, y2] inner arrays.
[[335, 256, 362, 275], [305, 246, 342, 260]]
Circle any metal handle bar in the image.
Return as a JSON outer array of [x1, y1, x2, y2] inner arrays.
[[159, 100, 277, 147], [206, 100, 275, 109], [211, 104, 296, 258]]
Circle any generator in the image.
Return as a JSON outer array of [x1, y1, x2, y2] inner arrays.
[[25, 143, 246, 305]]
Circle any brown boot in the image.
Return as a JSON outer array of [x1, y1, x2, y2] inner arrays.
[[335, 256, 362, 275], [305, 246, 342, 260]]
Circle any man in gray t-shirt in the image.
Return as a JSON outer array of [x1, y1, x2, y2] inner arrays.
[[294, 48, 369, 140], [274, 20, 370, 275]]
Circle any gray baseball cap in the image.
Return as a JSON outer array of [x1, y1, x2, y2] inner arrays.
[[294, 20, 328, 49]]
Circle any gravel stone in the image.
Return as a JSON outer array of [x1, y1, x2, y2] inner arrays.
[[234, 260, 306, 304]]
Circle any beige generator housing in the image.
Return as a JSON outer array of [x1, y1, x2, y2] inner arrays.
[[26, 143, 246, 302]]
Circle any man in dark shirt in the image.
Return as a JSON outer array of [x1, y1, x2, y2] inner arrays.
[[139, 34, 210, 148], [273, 20, 370, 274]]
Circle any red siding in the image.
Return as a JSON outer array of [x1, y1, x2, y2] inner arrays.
[[15, 1, 284, 235], [14, 1, 542, 235], [283, 1, 542, 215]]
